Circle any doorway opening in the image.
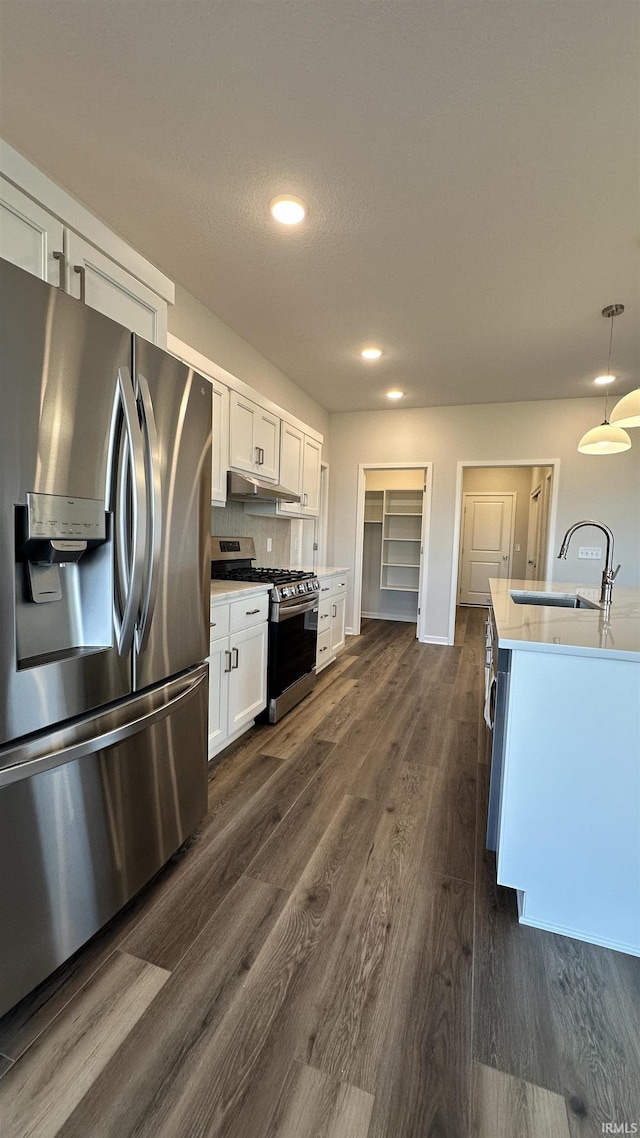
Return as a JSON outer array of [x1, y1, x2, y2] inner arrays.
[[353, 463, 433, 640], [452, 463, 557, 632]]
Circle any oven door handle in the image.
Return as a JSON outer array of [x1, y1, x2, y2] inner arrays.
[[272, 597, 319, 622]]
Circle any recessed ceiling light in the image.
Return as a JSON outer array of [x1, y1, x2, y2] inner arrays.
[[594, 374, 616, 385], [269, 195, 307, 225], [361, 347, 382, 360], [386, 389, 404, 400]]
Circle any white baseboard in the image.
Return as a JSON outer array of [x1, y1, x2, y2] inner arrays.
[[418, 634, 450, 645], [518, 913, 639, 958], [361, 611, 416, 623], [345, 627, 355, 637]]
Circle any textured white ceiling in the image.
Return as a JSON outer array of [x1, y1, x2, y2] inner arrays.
[[0, 1, 638, 413]]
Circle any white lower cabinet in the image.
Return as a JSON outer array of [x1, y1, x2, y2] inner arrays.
[[208, 594, 268, 758], [316, 571, 349, 672], [330, 593, 346, 655]]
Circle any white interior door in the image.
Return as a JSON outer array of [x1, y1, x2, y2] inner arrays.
[[459, 493, 515, 605]]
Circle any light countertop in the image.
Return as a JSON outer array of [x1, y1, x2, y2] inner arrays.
[[210, 581, 271, 603], [298, 565, 350, 576], [490, 578, 640, 662]]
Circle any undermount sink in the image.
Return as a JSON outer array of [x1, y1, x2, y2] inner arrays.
[[509, 590, 600, 610]]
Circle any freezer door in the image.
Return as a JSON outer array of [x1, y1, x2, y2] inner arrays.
[[133, 338, 212, 690], [0, 664, 208, 1018], [0, 260, 133, 745]]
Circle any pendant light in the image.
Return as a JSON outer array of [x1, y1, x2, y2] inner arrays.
[[610, 388, 640, 428], [578, 304, 631, 454]]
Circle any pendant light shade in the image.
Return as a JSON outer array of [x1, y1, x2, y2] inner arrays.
[[578, 303, 633, 455], [610, 387, 640, 428], [577, 420, 631, 454]]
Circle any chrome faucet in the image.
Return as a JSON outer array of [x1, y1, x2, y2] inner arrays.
[[557, 520, 620, 607]]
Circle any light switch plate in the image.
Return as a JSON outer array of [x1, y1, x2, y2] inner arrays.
[[266, 537, 272, 552], [578, 547, 601, 560]]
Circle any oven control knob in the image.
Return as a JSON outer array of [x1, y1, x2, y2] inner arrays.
[[282, 587, 291, 597]]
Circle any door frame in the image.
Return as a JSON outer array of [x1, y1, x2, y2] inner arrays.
[[458, 491, 517, 604], [353, 462, 433, 641], [447, 459, 560, 645], [525, 480, 543, 582]]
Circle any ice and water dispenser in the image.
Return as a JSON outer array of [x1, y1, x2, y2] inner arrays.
[[15, 491, 112, 667]]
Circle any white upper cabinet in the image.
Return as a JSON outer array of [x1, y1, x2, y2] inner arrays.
[[0, 141, 173, 346], [0, 177, 64, 285], [165, 339, 230, 506], [302, 435, 322, 517], [254, 406, 280, 482], [229, 392, 280, 483], [278, 423, 305, 514], [260, 424, 321, 518], [66, 232, 167, 345], [244, 423, 322, 519], [211, 377, 230, 505]]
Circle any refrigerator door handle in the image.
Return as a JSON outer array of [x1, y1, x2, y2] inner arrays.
[[136, 371, 162, 652], [113, 367, 147, 657], [0, 664, 208, 789]]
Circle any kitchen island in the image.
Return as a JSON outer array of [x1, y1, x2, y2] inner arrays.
[[488, 578, 640, 957]]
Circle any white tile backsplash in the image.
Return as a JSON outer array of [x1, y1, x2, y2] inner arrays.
[[211, 501, 291, 566]]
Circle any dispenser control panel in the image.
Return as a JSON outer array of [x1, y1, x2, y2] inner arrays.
[[26, 493, 106, 542]]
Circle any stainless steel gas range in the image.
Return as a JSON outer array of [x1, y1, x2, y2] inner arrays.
[[211, 538, 319, 723]]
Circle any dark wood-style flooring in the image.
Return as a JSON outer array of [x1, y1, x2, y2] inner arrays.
[[0, 610, 638, 1137]]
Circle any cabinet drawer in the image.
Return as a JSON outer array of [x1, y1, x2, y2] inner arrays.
[[209, 604, 230, 640], [229, 592, 270, 633], [317, 628, 332, 665], [331, 575, 348, 596], [317, 598, 332, 631], [317, 577, 333, 599]]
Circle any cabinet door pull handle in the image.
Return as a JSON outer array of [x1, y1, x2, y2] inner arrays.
[[224, 649, 232, 673], [321, 586, 330, 592], [332, 604, 337, 618], [74, 264, 86, 303], [52, 250, 67, 291], [210, 621, 217, 628], [245, 608, 260, 615], [232, 647, 239, 669]]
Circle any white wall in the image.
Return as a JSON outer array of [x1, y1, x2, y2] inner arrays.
[[169, 283, 330, 440], [328, 398, 640, 641]]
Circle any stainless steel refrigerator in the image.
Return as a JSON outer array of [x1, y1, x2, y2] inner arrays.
[[0, 259, 212, 1017]]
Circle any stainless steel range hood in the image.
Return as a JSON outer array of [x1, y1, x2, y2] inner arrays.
[[227, 472, 301, 504]]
